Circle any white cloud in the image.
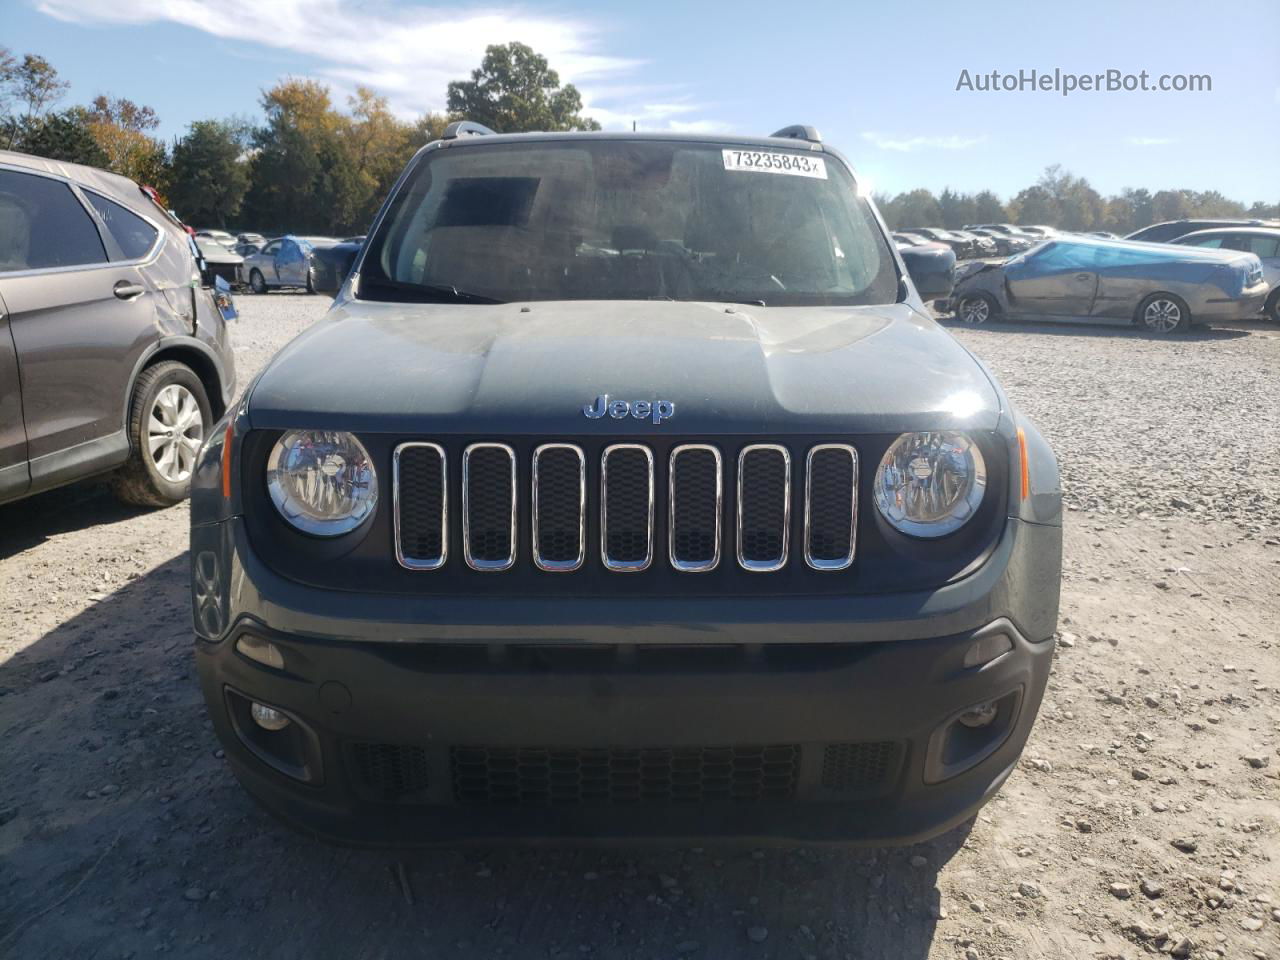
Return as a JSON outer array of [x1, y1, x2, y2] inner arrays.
[[1126, 136, 1177, 146], [35, 0, 726, 131], [859, 131, 986, 152]]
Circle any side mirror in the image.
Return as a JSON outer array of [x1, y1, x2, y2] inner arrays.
[[898, 244, 956, 301], [313, 246, 359, 295]]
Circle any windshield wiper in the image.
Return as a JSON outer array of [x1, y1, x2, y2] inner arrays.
[[362, 277, 506, 304]]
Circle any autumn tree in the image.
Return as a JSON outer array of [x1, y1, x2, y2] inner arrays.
[[446, 42, 600, 133], [80, 95, 168, 187]]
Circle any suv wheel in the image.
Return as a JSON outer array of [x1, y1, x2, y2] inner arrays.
[[305, 264, 317, 294], [1137, 293, 1190, 334], [956, 293, 996, 324], [1266, 289, 1280, 325], [249, 269, 267, 294], [112, 361, 212, 507]]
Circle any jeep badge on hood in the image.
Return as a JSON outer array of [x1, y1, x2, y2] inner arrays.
[[583, 394, 676, 424]]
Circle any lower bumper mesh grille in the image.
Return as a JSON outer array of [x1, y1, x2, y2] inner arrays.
[[348, 742, 431, 800], [451, 744, 800, 805], [821, 741, 899, 792]]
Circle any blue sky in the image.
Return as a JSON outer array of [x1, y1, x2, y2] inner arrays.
[[7, 0, 1279, 201]]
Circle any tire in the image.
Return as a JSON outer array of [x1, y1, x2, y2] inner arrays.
[[955, 292, 998, 324], [1265, 289, 1280, 325], [249, 269, 267, 294], [305, 264, 317, 294], [112, 361, 212, 507], [1136, 293, 1190, 334]]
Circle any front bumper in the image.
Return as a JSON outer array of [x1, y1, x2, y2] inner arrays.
[[192, 517, 1061, 844]]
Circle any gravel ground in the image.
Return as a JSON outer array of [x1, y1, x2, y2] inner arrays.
[[1, 296, 1277, 960]]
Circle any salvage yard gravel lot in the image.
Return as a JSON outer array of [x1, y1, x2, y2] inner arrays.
[[2, 295, 1277, 960]]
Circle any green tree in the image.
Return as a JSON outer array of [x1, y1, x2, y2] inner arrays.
[[938, 188, 977, 230], [888, 188, 943, 230], [17, 110, 107, 166], [446, 42, 600, 133], [243, 79, 357, 234], [1009, 185, 1060, 226], [1151, 189, 1193, 223], [168, 119, 251, 227], [972, 190, 1007, 224]]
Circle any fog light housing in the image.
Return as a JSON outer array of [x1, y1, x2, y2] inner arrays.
[[963, 631, 1013, 668], [958, 700, 999, 728], [236, 635, 285, 670], [251, 702, 291, 731]]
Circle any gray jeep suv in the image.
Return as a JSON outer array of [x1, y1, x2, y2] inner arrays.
[[1, 151, 236, 507], [191, 124, 1062, 844]]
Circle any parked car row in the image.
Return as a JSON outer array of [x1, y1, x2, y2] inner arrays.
[[188, 230, 366, 295]]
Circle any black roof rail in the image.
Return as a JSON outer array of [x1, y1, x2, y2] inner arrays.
[[442, 120, 497, 140], [770, 124, 822, 143]]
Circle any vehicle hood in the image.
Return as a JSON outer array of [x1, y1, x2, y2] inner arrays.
[[248, 299, 1004, 435]]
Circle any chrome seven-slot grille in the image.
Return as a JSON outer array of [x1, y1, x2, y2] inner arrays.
[[393, 441, 858, 574]]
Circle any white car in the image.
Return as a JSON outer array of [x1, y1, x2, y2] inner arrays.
[[1172, 227, 1279, 322]]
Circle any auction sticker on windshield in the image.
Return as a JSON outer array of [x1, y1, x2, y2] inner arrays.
[[722, 149, 828, 179]]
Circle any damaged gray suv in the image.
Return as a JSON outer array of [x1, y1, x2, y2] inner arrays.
[[191, 124, 1063, 844], [1, 151, 236, 507]]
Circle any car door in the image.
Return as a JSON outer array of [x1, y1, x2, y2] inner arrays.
[[1001, 242, 1100, 318], [0, 285, 28, 502], [0, 166, 158, 491], [253, 239, 282, 284], [275, 238, 308, 286]]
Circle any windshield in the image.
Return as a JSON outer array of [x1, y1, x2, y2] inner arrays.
[[359, 139, 899, 307]]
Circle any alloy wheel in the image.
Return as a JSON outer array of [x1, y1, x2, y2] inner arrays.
[[147, 384, 204, 483], [958, 297, 990, 324], [1143, 298, 1182, 333]]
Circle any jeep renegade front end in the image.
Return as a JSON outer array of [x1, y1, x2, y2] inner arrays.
[[191, 124, 1062, 844]]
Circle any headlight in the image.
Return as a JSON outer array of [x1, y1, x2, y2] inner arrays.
[[873, 432, 986, 538], [266, 430, 377, 536]]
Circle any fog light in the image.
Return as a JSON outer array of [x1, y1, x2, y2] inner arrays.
[[958, 701, 998, 728], [236, 635, 284, 669], [250, 702, 290, 731]]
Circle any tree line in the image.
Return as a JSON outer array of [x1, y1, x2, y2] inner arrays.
[[877, 164, 1279, 235], [4, 45, 1275, 237], [0, 42, 598, 235]]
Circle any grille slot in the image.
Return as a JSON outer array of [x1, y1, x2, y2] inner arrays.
[[804, 444, 858, 570], [669, 445, 722, 572], [532, 444, 586, 571], [601, 444, 654, 571], [451, 744, 800, 805], [737, 445, 791, 571], [348, 742, 431, 801], [462, 443, 517, 571], [821, 742, 899, 792], [393, 442, 447, 569]]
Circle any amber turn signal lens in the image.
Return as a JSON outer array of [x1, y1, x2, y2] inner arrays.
[[1016, 428, 1030, 501]]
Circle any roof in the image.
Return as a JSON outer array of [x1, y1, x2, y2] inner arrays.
[[434, 129, 827, 152], [0, 148, 154, 217], [1173, 226, 1280, 240]]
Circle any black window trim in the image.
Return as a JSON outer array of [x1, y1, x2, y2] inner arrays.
[[0, 162, 163, 276], [82, 187, 164, 265]]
